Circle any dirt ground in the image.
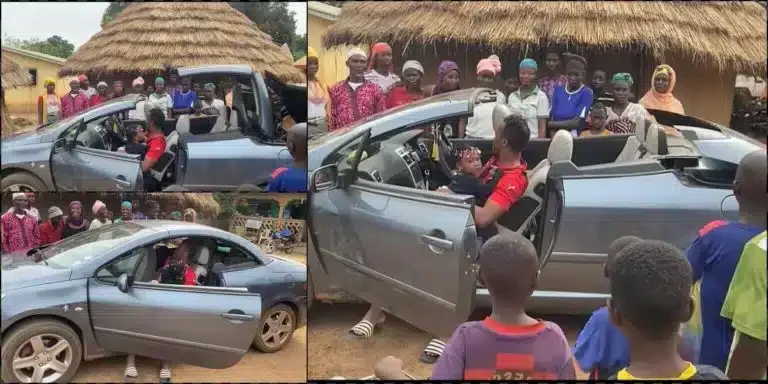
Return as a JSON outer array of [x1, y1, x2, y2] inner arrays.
[[73, 251, 307, 383], [308, 303, 590, 380]]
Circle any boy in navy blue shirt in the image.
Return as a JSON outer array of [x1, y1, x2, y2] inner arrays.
[[268, 123, 307, 193], [685, 149, 766, 370]]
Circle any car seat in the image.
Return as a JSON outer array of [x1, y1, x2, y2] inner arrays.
[[613, 115, 649, 162], [176, 115, 191, 135], [190, 239, 215, 285], [497, 129, 573, 234], [642, 122, 669, 157], [134, 247, 158, 283]]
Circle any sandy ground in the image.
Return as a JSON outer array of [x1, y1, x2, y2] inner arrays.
[[308, 303, 590, 380], [73, 251, 307, 383]]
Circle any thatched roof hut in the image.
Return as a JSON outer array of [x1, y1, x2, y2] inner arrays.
[[145, 193, 221, 217], [323, 1, 767, 124], [295, 56, 307, 70], [59, 3, 304, 83], [1, 55, 33, 137]]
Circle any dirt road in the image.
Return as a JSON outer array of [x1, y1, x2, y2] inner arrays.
[[308, 303, 590, 380], [73, 251, 308, 383]]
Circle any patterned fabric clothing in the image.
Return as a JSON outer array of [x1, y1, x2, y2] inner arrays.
[[538, 74, 567, 101], [328, 80, 386, 131], [1, 211, 40, 254], [60, 92, 89, 119]]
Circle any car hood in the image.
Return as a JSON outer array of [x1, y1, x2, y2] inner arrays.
[[1, 130, 45, 148], [1, 254, 72, 292]]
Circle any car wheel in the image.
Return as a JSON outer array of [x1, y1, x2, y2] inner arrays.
[[1, 319, 82, 384], [1, 172, 48, 193], [262, 239, 276, 254], [251, 304, 296, 353]]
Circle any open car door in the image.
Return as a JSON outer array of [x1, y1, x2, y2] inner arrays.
[[310, 129, 478, 337]]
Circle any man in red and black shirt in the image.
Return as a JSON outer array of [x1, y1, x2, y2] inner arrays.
[[472, 108, 530, 238], [142, 108, 167, 192], [39, 206, 65, 246]]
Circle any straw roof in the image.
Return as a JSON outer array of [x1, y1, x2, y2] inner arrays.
[[295, 56, 307, 69], [1, 55, 33, 90], [145, 193, 221, 217], [59, 3, 304, 82], [323, 1, 767, 75]]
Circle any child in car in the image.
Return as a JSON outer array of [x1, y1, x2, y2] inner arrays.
[[124, 124, 148, 160], [439, 144, 502, 207], [374, 232, 577, 380]]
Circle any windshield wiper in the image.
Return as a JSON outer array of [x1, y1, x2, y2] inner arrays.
[[28, 247, 48, 265]]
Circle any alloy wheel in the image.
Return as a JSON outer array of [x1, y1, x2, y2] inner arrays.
[[260, 309, 293, 349], [12, 334, 73, 383]]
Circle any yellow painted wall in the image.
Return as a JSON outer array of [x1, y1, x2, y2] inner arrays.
[[308, 14, 368, 87], [2, 50, 67, 122]]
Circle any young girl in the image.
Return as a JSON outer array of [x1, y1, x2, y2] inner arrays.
[[440, 144, 501, 207], [548, 53, 594, 137], [430, 60, 465, 138], [580, 103, 613, 137]]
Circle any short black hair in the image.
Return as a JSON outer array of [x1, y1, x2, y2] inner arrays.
[[479, 232, 539, 303], [606, 235, 642, 267], [145, 200, 159, 209], [147, 108, 165, 131], [590, 102, 608, 114], [501, 114, 530, 152], [610, 240, 692, 340], [126, 124, 141, 143], [564, 53, 587, 74]]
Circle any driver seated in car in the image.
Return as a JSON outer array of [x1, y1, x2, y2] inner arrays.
[[153, 239, 197, 286], [439, 144, 502, 207]]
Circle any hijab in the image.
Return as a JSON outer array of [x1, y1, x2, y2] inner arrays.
[[183, 208, 197, 223], [367, 42, 394, 73], [639, 64, 685, 114], [432, 60, 460, 96], [67, 201, 85, 227]]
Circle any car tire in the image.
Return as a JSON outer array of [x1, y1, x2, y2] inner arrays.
[[251, 304, 296, 353], [1, 172, 48, 193], [1, 319, 83, 384]]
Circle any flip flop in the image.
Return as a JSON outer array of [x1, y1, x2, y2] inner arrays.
[[123, 366, 138, 383], [347, 319, 378, 340], [419, 339, 447, 364]]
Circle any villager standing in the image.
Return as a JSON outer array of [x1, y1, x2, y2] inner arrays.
[[111, 80, 125, 99], [172, 77, 197, 117], [147, 77, 174, 118], [639, 64, 685, 115], [538, 48, 568, 101], [37, 78, 61, 124], [385, 60, 426, 109], [605, 73, 651, 134], [364, 42, 400, 92], [89, 200, 112, 230], [507, 59, 550, 139], [61, 201, 89, 239], [60, 77, 89, 119], [200, 83, 228, 132], [39, 206, 65, 246], [78, 75, 97, 98], [307, 47, 331, 136], [547, 53, 593, 137], [1, 193, 40, 254], [328, 48, 386, 131], [430, 60, 465, 138], [464, 55, 506, 139], [89, 81, 109, 106]]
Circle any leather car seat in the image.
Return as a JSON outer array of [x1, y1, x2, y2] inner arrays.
[[134, 247, 158, 282], [614, 116, 649, 162], [191, 240, 215, 285], [497, 130, 573, 234], [641, 123, 669, 157]]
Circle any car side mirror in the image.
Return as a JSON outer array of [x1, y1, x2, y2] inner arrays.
[[117, 273, 134, 293], [310, 165, 339, 192]]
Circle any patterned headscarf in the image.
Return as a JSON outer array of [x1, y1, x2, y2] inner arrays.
[[43, 78, 56, 87], [519, 58, 538, 71], [68, 201, 84, 226], [368, 42, 394, 72], [611, 73, 634, 87], [476, 55, 502, 76], [432, 60, 460, 96]]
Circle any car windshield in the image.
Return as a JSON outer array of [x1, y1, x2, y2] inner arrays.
[[33, 96, 135, 134], [37, 222, 149, 269]]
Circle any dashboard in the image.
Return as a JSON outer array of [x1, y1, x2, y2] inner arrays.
[[356, 129, 432, 190]]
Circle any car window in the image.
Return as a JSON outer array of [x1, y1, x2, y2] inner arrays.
[[37, 223, 148, 269], [213, 239, 261, 268], [95, 250, 144, 283]]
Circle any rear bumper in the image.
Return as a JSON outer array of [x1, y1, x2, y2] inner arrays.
[[474, 288, 609, 315]]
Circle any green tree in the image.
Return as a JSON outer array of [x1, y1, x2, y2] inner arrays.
[[229, 2, 298, 47], [291, 34, 307, 60], [213, 193, 249, 219], [2, 34, 75, 59], [101, 2, 130, 27]]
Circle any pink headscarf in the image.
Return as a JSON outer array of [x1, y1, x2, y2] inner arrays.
[[433, 60, 460, 96], [476, 55, 502, 76], [77, 75, 88, 84], [368, 42, 394, 72], [92, 200, 106, 215]]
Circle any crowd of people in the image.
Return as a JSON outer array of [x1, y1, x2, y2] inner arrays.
[[371, 147, 766, 380], [37, 72, 234, 126], [307, 43, 691, 140], [1, 192, 197, 254]]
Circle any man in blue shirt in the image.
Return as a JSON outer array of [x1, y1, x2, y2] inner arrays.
[[686, 149, 767, 370], [268, 123, 307, 193], [171, 77, 197, 118]]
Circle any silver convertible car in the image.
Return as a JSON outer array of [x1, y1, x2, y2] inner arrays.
[[306, 88, 763, 338], [1, 220, 306, 383], [1, 65, 307, 192]]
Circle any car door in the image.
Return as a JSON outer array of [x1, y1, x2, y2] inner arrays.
[[87, 248, 262, 369], [311, 133, 478, 337], [50, 122, 82, 191]]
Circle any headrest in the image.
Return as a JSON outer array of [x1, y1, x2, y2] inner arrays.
[[547, 129, 574, 163], [644, 123, 669, 155], [634, 116, 649, 143], [196, 245, 211, 264], [176, 115, 191, 135]]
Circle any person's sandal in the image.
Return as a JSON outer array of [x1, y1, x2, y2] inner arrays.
[[123, 366, 138, 383], [419, 339, 447, 364], [347, 319, 379, 339]]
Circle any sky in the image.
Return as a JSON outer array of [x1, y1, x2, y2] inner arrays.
[[0, 2, 307, 49]]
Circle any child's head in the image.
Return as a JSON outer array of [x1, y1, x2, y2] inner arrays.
[[479, 232, 539, 307], [563, 53, 587, 89], [451, 144, 483, 176], [286, 123, 308, 163], [604, 235, 642, 278], [591, 70, 607, 90], [733, 149, 768, 217], [503, 71, 520, 94], [589, 102, 608, 131], [608, 240, 694, 343], [126, 124, 146, 143]]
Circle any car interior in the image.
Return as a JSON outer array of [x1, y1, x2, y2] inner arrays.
[[97, 237, 266, 289], [330, 101, 740, 247], [67, 72, 301, 190]]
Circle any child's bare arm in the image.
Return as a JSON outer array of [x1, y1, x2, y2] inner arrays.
[[373, 356, 411, 380]]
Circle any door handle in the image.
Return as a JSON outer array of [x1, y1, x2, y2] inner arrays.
[[420, 234, 454, 251], [221, 312, 255, 321], [113, 175, 130, 185]]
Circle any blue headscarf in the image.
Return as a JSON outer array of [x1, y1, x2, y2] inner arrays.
[[121, 201, 132, 209], [519, 58, 538, 71]]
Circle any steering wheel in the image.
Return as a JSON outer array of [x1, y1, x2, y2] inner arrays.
[[434, 123, 455, 178], [104, 115, 127, 149]]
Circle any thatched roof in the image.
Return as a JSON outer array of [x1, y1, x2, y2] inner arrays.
[[1, 55, 33, 90], [323, 1, 767, 75], [295, 56, 307, 69], [145, 193, 221, 217], [59, 3, 304, 83]]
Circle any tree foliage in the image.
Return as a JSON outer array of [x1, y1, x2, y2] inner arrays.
[[101, 2, 130, 27], [2, 34, 75, 59], [291, 35, 307, 61]]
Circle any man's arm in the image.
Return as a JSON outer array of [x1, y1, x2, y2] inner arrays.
[[727, 333, 768, 379], [537, 93, 550, 138], [140, 139, 164, 172], [474, 200, 507, 228], [1, 219, 9, 253], [32, 221, 40, 248], [475, 172, 525, 228]]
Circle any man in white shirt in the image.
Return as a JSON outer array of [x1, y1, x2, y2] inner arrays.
[[147, 77, 174, 118], [200, 83, 228, 132], [507, 58, 550, 139], [5, 192, 40, 223]]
